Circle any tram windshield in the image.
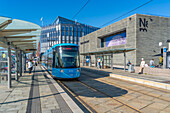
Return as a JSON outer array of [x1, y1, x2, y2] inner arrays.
[[58, 46, 80, 68]]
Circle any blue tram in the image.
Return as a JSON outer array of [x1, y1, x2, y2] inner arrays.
[[41, 43, 81, 79]]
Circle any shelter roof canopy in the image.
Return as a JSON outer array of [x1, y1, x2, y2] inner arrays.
[[80, 48, 136, 55]]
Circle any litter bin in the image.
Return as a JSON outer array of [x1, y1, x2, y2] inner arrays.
[[128, 64, 135, 73]]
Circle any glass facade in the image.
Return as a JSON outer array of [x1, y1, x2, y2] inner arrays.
[[0, 47, 16, 85], [41, 16, 99, 53], [101, 31, 126, 48]]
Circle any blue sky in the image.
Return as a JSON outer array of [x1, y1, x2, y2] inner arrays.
[[0, 0, 170, 28]]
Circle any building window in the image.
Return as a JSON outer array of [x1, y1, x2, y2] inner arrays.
[[61, 31, 64, 36], [70, 32, 72, 36], [74, 27, 76, 31], [74, 32, 77, 36], [81, 28, 84, 32], [101, 31, 126, 48], [61, 26, 65, 31], [70, 26, 72, 31], [78, 27, 80, 31], [82, 32, 84, 36], [66, 26, 68, 31], [66, 31, 68, 36], [78, 32, 80, 37]]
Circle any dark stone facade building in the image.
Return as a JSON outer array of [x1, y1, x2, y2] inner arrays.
[[80, 14, 170, 66]]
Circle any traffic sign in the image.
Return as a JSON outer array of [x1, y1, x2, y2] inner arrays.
[[163, 48, 167, 52]]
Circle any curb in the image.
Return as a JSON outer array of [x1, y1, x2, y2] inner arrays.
[[110, 74, 170, 90], [41, 66, 83, 113]]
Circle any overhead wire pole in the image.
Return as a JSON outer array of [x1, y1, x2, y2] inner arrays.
[[72, 0, 90, 19], [99, 0, 153, 27]]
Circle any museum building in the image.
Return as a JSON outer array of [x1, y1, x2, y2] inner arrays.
[[80, 14, 170, 67]]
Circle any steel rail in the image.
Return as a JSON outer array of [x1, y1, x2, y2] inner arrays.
[[81, 71, 170, 103], [75, 78, 142, 113], [57, 80, 98, 113]]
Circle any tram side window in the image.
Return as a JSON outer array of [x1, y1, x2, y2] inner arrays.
[[54, 53, 59, 68], [49, 52, 53, 68]]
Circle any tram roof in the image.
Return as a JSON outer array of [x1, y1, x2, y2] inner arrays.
[[80, 48, 136, 55], [49, 43, 78, 50], [42, 43, 79, 55]]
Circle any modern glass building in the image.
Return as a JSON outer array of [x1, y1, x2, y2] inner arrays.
[[41, 16, 99, 53]]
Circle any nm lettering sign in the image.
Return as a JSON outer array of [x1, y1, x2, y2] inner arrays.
[[139, 18, 148, 32]]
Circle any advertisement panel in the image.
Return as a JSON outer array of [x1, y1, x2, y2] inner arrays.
[[105, 32, 126, 47]]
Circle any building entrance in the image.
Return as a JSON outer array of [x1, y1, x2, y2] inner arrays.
[[104, 55, 111, 68]]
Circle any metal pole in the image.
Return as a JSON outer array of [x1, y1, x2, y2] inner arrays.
[[111, 53, 113, 70], [102, 54, 104, 69], [94, 55, 97, 67], [124, 51, 126, 71], [163, 47, 167, 69], [15, 50, 18, 81], [24, 53, 26, 72], [19, 50, 22, 76], [82, 55, 84, 66], [22, 51, 24, 73], [8, 45, 11, 88]]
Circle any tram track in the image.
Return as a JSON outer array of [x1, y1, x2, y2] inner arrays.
[[41, 65, 170, 112], [57, 80, 98, 113], [40, 66, 97, 113], [58, 79, 142, 113], [82, 68, 170, 94], [81, 70, 170, 103]]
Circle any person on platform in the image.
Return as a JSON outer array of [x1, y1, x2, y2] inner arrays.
[[27, 59, 33, 75], [149, 59, 155, 68], [97, 58, 101, 69], [159, 56, 163, 67], [138, 58, 145, 74]]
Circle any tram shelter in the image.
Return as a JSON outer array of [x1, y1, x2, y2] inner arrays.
[[81, 48, 136, 71], [0, 16, 41, 88]]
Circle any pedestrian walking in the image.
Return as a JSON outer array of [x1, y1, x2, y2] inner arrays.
[[138, 58, 145, 74], [27, 59, 33, 75], [97, 58, 101, 69]]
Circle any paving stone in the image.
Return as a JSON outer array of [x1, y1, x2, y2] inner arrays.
[[114, 105, 138, 113], [146, 102, 169, 110]]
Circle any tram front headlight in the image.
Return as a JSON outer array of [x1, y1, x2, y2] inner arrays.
[[77, 69, 80, 72], [60, 69, 64, 73]]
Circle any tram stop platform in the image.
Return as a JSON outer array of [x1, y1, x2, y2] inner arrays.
[[0, 65, 83, 113], [82, 66, 170, 90]]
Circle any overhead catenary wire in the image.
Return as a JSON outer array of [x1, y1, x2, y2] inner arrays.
[[99, 0, 153, 27], [72, 0, 90, 19]]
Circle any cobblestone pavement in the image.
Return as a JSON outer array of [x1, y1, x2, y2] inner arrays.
[[0, 66, 83, 113], [61, 68, 170, 113]]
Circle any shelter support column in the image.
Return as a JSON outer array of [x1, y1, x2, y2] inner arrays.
[[19, 50, 22, 76], [22, 52, 24, 73], [15, 50, 18, 81], [94, 55, 97, 67], [111, 53, 113, 70], [8, 45, 11, 88], [82, 55, 84, 66], [102, 54, 104, 69], [124, 51, 126, 71], [89, 55, 91, 67], [163, 47, 167, 69], [24, 53, 26, 72]]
